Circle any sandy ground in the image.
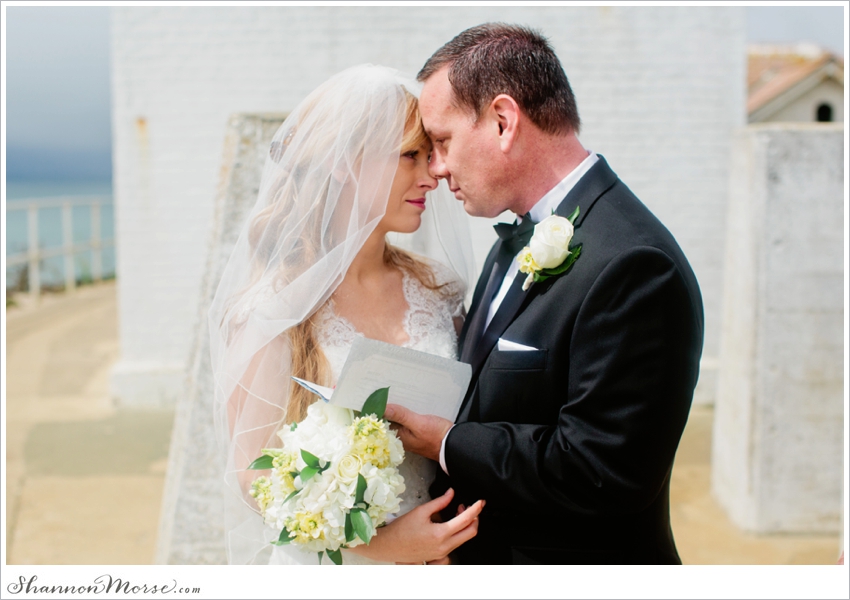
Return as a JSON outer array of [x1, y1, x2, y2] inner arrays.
[[3, 281, 842, 564]]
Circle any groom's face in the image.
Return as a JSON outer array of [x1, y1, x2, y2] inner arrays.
[[419, 68, 508, 218]]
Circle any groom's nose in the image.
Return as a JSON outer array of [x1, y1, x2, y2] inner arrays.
[[429, 147, 449, 180]]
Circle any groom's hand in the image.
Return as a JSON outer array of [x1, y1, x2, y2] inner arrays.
[[385, 404, 452, 462]]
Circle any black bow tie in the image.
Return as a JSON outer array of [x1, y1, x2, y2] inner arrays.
[[493, 214, 536, 256]]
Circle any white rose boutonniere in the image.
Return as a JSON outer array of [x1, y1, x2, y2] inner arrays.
[[518, 206, 582, 291]]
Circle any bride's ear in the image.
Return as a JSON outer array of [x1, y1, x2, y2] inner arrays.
[[489, 94, 520, 154]]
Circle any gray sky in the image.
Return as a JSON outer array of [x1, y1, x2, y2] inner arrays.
[[3, 6, 845, 180], [6, 7, 111, 153], [747, 5, 844, 54]]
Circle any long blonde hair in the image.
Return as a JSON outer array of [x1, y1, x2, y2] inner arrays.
[[283, 91, 446, 424]]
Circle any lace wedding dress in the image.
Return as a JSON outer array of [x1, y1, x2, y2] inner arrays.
[[270, 261, 464, 565]]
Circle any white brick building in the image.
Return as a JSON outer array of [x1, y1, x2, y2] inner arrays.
[[110, 6, 746, 406]]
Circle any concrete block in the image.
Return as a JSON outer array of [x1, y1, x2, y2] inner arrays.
[[712, 123, 844, 533]]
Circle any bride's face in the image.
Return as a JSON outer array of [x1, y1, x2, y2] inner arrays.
[[378, 139, 438, 234]]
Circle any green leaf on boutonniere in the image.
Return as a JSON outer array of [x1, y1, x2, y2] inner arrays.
[[546, 244, 582, 276], [350, 508, 374, 544], [566, 205, 580, 224], [361, 387, 389, 419], [247, 455, 274, 470], [272, 528, 293, 546], [326, 548, 343, 565], [534, 245, 582, 283]]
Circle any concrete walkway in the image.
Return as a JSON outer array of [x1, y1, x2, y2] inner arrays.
[[3, 282, 841, 564]]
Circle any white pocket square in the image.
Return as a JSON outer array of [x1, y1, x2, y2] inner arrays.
[[497, 338, 538, 352]]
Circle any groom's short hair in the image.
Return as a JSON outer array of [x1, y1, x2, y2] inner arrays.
[[418, 23, 580, 135]]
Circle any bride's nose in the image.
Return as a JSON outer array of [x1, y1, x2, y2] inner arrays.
[[418, 163, 438, 191]]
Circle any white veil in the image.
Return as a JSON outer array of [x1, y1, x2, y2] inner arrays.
[[208, 64, 475, 565]]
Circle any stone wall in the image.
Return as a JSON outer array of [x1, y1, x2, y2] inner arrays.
[[712, 123, 844, 533], [110, 6, 745, 409], [155, 114, 286, 564]]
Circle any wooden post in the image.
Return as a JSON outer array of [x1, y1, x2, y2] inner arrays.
[[63, 201, 75, 292], [27, 204, 40, 300], [91, 202, 102, 282]]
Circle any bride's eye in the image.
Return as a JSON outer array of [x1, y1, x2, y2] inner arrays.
[[403, 150, 418, 160]]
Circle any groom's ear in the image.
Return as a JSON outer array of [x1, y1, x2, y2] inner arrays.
[[489, 94, 520, 154]]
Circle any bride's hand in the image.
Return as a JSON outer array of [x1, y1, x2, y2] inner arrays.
[[422, 503, 472, 565], [346, 488, 484, 564]]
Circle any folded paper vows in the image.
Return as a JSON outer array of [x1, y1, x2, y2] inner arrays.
[[291, 336, 472, 422]]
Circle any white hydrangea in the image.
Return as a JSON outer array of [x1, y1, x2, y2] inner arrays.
[[251, 400, 405, 559]]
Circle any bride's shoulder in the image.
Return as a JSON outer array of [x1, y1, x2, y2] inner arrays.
[[407, 254, 466, 312], [408, 254, 461, 289]]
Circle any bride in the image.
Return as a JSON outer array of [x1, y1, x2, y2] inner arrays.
[[209, 64, 484, 565]]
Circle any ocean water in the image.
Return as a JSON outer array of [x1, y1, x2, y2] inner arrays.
[[5, 181, 116, 291]]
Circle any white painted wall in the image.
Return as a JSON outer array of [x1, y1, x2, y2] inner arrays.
[[713, 124, 844, 533], [110, 6, 745, 406]]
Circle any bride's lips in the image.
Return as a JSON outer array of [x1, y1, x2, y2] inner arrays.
[[405, 198, 426, 210]]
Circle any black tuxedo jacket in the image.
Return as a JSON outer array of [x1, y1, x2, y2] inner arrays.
[[434, 156, 704, 565]]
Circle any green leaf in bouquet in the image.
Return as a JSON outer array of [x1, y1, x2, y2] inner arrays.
[[272, 528, 293, 546], [299, 465, 319, 483], [344, 512, 356, 543], [248, 455, 274, 470], [301, 449, 321, 468], [355, 473, 367, 506], [290, 422, 298, 431], [317, 551, 323, 564], [283, 490, 299, 504], [361, 387, 389, 420], [326, 548, 343, 565], [350, 508, 374, 544]]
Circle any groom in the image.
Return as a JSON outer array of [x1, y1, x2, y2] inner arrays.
[[386, 23, 704, 564]]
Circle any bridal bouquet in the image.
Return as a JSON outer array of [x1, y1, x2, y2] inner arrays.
[[248, 388, 405, 565]]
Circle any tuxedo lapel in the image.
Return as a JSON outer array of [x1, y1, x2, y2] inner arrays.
[[553, 155, 618, 226], [458, 270, 534, 422], [460, 241, 513, 364], [458, 251, 494, 359], [470, 272, 529, 374]]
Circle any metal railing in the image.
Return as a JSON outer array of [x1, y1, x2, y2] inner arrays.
[[6, 196, 115, 297]]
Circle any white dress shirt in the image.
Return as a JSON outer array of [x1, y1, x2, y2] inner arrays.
[[439, 150, 599, 475]]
